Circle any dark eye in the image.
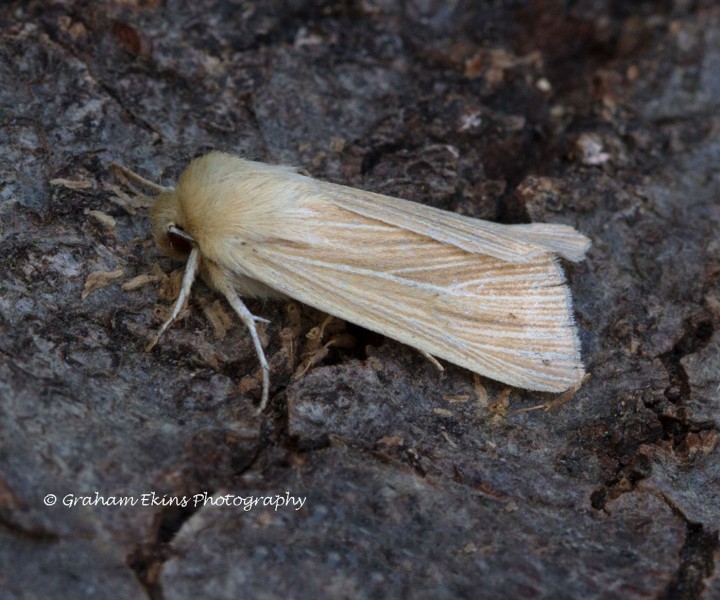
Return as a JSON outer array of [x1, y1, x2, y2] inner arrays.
[[167, 224, 193, 255]]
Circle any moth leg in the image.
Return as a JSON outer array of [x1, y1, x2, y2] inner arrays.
[[508, 373, 590, 415], [111, 162, 174, 194], [217, 285, 270, 413], [145, 247, 199, 352], [419, 349, 444, 372]]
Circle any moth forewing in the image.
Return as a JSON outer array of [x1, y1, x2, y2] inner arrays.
[[229, 201, 585, 392], [316, 182, 591, 263], [145, 152, 589, 410]]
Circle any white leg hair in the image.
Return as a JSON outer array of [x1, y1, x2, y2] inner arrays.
[[145, 246, 200, 352], [217, 285, 271, 413], [146, 245, 271, 412]]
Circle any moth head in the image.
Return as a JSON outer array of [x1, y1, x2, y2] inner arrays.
[[150, 190, 195, 261]]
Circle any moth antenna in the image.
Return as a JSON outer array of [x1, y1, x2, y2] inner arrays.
[[145, 246, 199, 352], [111, 162, 174, 194], [214, 280, 270, 413]]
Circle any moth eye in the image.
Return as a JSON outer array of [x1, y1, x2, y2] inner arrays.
[[167, 224, 193, 256]]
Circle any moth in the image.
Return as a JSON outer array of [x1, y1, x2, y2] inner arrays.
[[121, 152, 590, 411]]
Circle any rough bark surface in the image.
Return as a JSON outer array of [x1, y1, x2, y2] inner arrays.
[[1, 1, 718, 599]]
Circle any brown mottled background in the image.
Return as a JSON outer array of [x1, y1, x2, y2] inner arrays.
[[1, 1, 719, 598]]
